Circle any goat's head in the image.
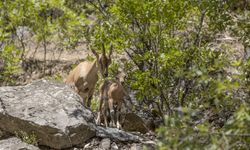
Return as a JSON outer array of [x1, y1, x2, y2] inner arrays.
[[91, 42, 113, 78]]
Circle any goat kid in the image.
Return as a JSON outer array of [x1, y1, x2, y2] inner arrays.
[[96, 74, 127, 129], [65, 43, 113, 107]]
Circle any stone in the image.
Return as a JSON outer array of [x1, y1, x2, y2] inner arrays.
[[130, 143, 143, 150], [111, 142, 119, 150], [0, 137, 40, 150], [0, 79, 96, 149], [99, 138, 111, 150], [95, 126, 141, 142], [122, 113, 149, 134], [83, 143, 92, 150], [83, 138, 101, 150], [0, 129, 11, 140]]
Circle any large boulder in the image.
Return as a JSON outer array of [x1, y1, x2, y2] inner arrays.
[[0, 79, 96, 149], [0, 137, 40, 150], [122, 113, 149, 134]]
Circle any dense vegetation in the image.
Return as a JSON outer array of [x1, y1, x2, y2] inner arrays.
[[0, 0, 249, 149]]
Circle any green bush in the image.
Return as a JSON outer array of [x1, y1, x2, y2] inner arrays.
[[0, 44, 20, 84], [84, 0, 249, 149], [1, 0, 249, 148], [157, 103, 250, 150], [15, 130, 38, 146]]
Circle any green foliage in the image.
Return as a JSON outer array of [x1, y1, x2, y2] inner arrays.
[[108, 62, 119, 78], [15, 130, 38, 146], [45, 73, 63, 81], [0, 44, 20, 84], [0, 0, 88, 84], [91, 98, 100, 112], [157, 104, 250, 150], [157, 109, 208, 150], [85, 0, 249, 149], [1, 0, 250, 148], [87, 0, 243, 111]]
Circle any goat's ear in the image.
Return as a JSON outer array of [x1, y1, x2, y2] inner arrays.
[[108, 42, 113, 59], [89, 45, 99, 59]]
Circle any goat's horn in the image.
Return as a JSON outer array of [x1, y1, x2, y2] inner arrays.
[[102, 43, 106, 55], [89, 45, 99, 59], [108, 42, 113, 58]]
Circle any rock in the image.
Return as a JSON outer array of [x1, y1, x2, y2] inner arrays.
[[130, 143, 143, 150], [83, 138, 101, 150], [95, 126, 141, 142], [111, 142, 119, 150], [122, 113, 149, 134], [0, 79, 96, 149], [0, 137, 40, 150], [83, 142, 94, 150], [99, 138, 111, 150], [142, 140, 156, 150], [0, 129, 11, 140]]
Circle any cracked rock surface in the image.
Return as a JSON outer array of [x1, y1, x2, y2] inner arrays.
[[0, 79, 96, 149]]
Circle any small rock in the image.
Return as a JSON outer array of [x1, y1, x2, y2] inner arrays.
[[122, 113, 149, 134], [83, 143, 92, 150], [99, 138, 111, 150], [91, 138, 100, 146], [95, 126, 140, 142], [142, 140, 157, 150], [130, 143, 143, 150], [111, 142, 119, 150]]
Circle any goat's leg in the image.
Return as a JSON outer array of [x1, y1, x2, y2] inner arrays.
[[116, 102, 122, 129], [96, 92, 104, 125], [103, 97, 110, 127], [103, 108, 108, 127], [108, 98, 115, 127], [96, 112, 101, 125]]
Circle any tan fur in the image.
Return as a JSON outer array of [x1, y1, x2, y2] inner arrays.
[[96, 77, 126, 129], [65, 43, 112, 107], [65, 61, 98, 107]]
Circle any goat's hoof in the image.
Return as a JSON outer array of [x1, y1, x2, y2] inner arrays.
[[116, 122, 122, 129], [95, 120, 100, 125]]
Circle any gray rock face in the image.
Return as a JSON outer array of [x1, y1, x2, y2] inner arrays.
[[0, 79, 96, 149], [0, 137, 40, 150]]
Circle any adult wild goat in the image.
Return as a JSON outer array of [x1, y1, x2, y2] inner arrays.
[[65, 43, 113, 107], [96, 73, 129, 129]]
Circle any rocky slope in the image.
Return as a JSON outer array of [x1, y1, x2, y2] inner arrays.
[[0, 79, 156, 150]]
